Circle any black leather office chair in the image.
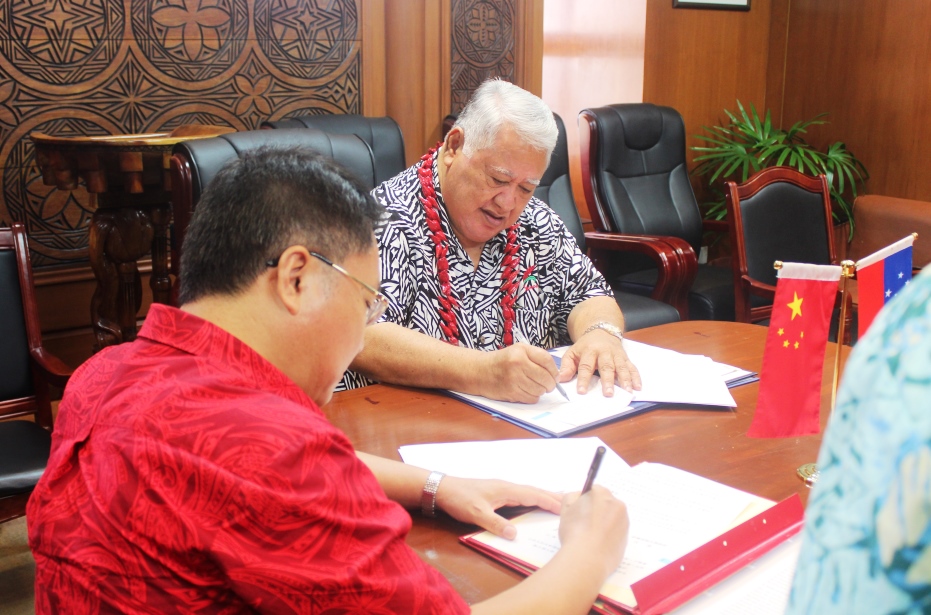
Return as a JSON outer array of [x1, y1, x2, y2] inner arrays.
[[262, 114, 406, 185], [0, 223, 72, 524], [580, 103, 734, 321], [537, 114, 680, 331], [169, 128, 378, 293]]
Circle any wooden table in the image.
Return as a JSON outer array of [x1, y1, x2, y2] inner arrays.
[[30, 126, 234, 350], [322, 320, 850, 604]]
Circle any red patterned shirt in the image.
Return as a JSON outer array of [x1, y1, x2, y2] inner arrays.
[[28, 304, 470, 614]]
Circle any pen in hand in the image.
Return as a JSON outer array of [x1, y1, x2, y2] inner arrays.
[[553, 379, 571, 402], [512, 329, 571, 401], [581, 446, 606, 494]]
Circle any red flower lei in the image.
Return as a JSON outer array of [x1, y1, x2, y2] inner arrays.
[[417, 144, 527, 347]]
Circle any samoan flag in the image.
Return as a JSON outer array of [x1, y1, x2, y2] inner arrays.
[[856, 235, 915, 338]]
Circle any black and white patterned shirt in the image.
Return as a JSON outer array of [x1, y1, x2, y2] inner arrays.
[[338, 152, 613, 390]]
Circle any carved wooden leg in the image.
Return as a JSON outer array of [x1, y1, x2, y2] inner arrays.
[[150, 203, 172, 305], [88, 208, 154, 350], [89, 211, 122, 351]]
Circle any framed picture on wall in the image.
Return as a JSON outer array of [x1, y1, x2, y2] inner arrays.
[[673, 0, 750, 10]]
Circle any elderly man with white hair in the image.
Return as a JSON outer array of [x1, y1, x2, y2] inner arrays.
[[341, 79, 641, 403]]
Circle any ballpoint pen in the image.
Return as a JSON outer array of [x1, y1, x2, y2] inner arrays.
[[512, 329, 571, 401], [581, 446, 606, 494]]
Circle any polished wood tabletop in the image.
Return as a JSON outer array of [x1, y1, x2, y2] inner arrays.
[[321, 320, 850, 604]]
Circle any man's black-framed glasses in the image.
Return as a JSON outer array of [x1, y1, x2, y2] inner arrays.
[[266, 250, 388, 326]]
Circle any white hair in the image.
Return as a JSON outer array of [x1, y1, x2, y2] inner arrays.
[[452, 79, 557, 161]]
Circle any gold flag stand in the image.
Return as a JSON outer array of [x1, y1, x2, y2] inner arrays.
[[796, 260, 856, 487]]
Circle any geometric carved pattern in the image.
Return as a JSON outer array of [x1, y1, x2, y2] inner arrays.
[[255, 0, 358, 80], [131, 1, 249, 82], [451, 0, 516, 114], [0, 0, 362, 268], [0, 0, 124, 86]]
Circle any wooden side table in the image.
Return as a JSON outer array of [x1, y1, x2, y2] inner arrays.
[[30, 126, 234, 350]]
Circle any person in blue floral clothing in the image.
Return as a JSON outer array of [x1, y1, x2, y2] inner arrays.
[[788, 266, 931, 613]]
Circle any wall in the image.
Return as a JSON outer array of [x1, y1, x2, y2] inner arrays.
[[781, 0, 931, 201], [385, 0, 542, 165], [643, 0, 781, 203], [0, 0, 384, 365], [644, 0, 931, 205], [541, 0, 647, 221]]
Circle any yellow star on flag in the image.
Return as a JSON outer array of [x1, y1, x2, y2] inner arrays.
[[783, 340, 789, 348], [794, 341, 800, 349], [787, 292, 803, 320], [778, 328, 784, 336]]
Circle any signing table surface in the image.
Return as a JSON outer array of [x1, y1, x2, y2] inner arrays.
[[321, 320, 848, 604]]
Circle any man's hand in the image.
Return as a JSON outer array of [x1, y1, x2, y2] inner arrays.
[[435, 476, 563, 539], [478, 343, 563, 403], [558, 486, 629, 578], [557, 329, 641, 397]]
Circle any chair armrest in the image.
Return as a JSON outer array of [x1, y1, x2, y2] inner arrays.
[[743, 276, 776, 299], [739, 275, 776, 323], [702, 219, 729, 234], [30, 347, 73, 389], [584, 232, 698, 320]]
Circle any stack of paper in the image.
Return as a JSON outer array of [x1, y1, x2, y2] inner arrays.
[[399, 439, 800, 615], [445, 340, 757, 437], [400, 437, 628, 493]]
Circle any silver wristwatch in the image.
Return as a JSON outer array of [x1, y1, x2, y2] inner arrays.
[[421, 471, 445, 517], [582, 321, 624, 343]]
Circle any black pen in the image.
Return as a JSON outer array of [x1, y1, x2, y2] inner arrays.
[[581, 446, 606, 494]]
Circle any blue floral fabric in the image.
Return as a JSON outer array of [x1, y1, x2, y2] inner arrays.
[[788, 267, 931, 614]]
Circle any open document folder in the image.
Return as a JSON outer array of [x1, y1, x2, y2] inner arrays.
[[400, 439, 802, 615], [465, 465, 798, 614], [445, 340, 757, 437]]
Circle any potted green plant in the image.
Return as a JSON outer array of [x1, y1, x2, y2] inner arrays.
[[691, 101, 869, 238]]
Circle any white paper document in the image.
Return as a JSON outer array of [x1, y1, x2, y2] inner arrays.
[[622, 340, 738, 407], [467, 462, 773, 609], [446, 340, 740, 436], [399, 437, 629, 493]]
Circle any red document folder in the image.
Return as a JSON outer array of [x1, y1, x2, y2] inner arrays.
[[461, 494, 804, 615]]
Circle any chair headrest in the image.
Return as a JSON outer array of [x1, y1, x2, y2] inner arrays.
[[585, 103, 687, 177], [261, 115, 405, 184], [539, 112, 570, 189], [173, 128, 378, 205], [616, 104, 665, 151]]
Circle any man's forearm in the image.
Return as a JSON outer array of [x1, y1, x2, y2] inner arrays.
[[566, 296, 626, 341], [350, 322, 483, 392], [356, 451, 428, 508]]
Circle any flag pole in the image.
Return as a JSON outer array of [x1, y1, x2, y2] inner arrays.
[[795, 259, 853, 487], [830, 260, 856, 412]]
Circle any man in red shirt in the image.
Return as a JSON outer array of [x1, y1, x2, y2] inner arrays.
[[28, 147, 629, 614]]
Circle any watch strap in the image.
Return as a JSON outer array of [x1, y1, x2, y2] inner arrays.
[[421, 471, 445, 517], [582, 321, 624, 342]]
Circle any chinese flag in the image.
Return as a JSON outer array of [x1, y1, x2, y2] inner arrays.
[[856, 235, 914, 339], [748, 262, 842, 438]]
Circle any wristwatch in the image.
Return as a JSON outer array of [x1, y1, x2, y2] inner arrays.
[[421, 471, 446, 517], [582, 321, 624, 343]]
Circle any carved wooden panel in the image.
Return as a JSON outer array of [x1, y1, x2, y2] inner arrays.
[[0, 0, 364, 268], [450, 0, 517, 113]]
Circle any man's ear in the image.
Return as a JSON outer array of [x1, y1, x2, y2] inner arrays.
[[443, 127, 465, 165], [273, 246, 318, 315]]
